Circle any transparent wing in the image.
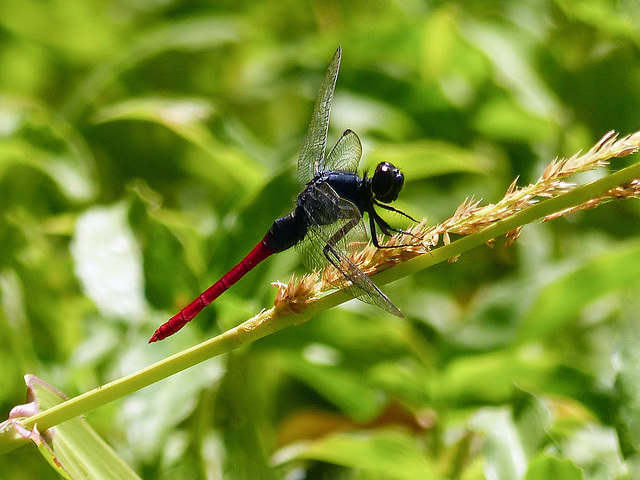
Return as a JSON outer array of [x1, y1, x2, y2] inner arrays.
[[297, 47, 342, 185], [324, 129, 362, 174], [295, 182, 402, 317]]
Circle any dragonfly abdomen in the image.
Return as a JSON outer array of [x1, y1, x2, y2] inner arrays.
[[148, 238, 276, 342], [149, 211, 308, 342], [264, 210, 308, 253]]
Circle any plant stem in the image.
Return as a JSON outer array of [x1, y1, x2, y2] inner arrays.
[[1, 158, 639, 454]]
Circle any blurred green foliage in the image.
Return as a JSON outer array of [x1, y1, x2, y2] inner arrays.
[[1, 0, 640, 479]]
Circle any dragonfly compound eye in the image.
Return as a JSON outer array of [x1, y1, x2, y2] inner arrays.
[[372, 162, 404, 203]]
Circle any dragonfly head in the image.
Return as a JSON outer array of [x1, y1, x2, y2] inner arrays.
[[371, 162, 404, 203]]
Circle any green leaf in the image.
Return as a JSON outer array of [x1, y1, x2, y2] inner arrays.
[[0, 97, 97, 202], [524, 454, 583, 480], [70, 203, 147, 320], [518, 239, 640, 342], [470, 407, 527, 480], [331, 92, 417, 141], [273, 431, 437, 480], [92, 97, 265, 194], [614, 290, 640, 457], [440, 349, 555, 405], [366, 140, 485, 180], [60, 16, 245, 120], [512, 387, 551, 458], [278, 350, 385, 422], [473, 96, 552, 142], [555, 0, 639, 40], [0, 270, 38, 390], [14, 375, 141, 480]]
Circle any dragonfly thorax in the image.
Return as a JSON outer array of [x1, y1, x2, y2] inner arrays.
[[371, 162, 405, 203]]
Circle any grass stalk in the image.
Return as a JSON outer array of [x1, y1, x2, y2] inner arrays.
[[2, 148, 640, 455]]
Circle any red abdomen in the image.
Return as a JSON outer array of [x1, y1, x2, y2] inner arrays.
[[148, 239, 274, 342]]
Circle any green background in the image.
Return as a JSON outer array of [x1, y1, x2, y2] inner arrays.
[[2, 1, 640, 478]]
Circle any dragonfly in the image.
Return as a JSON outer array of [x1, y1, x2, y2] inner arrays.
[[149, 46, 417, 343]]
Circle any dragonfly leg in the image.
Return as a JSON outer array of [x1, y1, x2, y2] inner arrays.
[[369, 209, 420, 249], [316, 221, 404, 318], [322, 217, 359, 264], [374, 200, 420, 223]]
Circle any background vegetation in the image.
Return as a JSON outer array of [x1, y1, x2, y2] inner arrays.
[[2, 1, 640, 478]]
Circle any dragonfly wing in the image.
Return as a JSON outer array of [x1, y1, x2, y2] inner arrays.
[[296, 182, 402, 317], [304, 223, 403, 317], [297, 47, 342, 185], [324, 129, 362, 173], [296, 181, 366, 271]]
